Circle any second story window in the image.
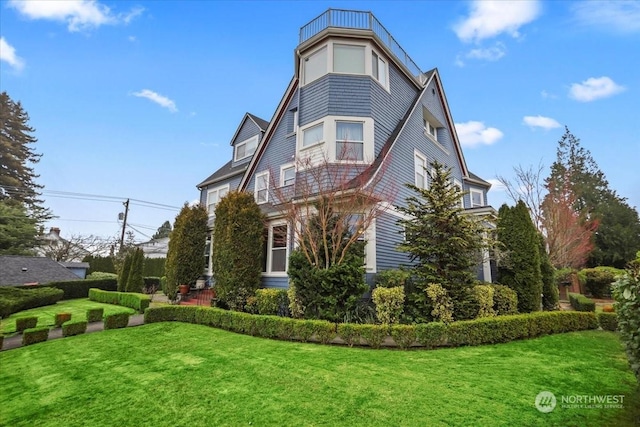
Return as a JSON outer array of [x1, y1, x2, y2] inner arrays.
[[423, 119, 438, 141], [470, 189, 484, 207], [302, 122, 324, 148], [281, 164, 296, 187], [336, 121, 364, 161], [207, 185, 229, 217], [414, 151, 427, 189], [255, 171, 269, 204], [372, 51, 387, 86], [303, 46, 327, 85], [333, 44, 365, 74], [234, 135, 258, 162]]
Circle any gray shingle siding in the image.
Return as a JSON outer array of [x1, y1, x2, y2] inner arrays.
[[262, 276, 288, 289], [375, 212, 412, 271]]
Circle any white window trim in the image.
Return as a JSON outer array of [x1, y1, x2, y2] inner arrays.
[[293, 109, 298, 133], [453, 179, 464, 208], [371, 48, 389, 90], [335, 120, 365, 162], [470, 189, 484, 207], [234, 135, 259, 162], [300, 121, 325, 150], [280, 163, 296, 187], [206, 184, 230, 217], [255, 171, 269, 204], [414, 150, 427, 189], [262, 221, 289, 277]]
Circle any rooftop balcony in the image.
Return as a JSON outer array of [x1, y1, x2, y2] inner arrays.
[[299, 9, 423, 80]]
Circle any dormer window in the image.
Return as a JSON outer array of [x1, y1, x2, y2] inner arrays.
[[234, 135, 259, 162], [423, 119, 438, 141]]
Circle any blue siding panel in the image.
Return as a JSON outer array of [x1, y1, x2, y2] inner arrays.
[[376, 211, 412, 271], [262, 276, 289, 289]]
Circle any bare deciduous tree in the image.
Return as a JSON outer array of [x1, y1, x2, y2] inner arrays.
[[496, 162, 546, 232], [40, 234, 118, 262]]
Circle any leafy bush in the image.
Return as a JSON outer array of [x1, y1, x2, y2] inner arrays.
[[337, 323, 361, 347], [16, 278, 118, 300], [358, 324, 388, 349], [372, 286, 404, 325], [612, 257, 640, 383], [0, 286, 64, 318], [88, 289, 151, 312], [568, 292, 595, 312], [474, 285, 496, 318], [22, 327, 49, 346], [54, 312, 71, 327], [425, 283, 453, 324], [126, 248, 145, 293], [597, 312, 618, 331], [143, 257, 166, 278], [390, 324, 417, 349], [375, 269, 410, 288], [86, 272, 118, 280], [312, 320, 337, 344], [287, 284, 304, 319], [582, 266, 624, 298], [415, 322, 447, 349], [143, 277, 161, 293], [255, 289, 289, 316], [86, 308, 104, 323], [62, 320, 87, 337], [0, 335, 3, 350], [104, 312, 130, 330], [491, 284, 518, 315], [16, 316, 38, 332]]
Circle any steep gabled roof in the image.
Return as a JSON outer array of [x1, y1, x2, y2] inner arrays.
[[197, 160, 247, 189], [229, 112, 269, 146], [0, 256, 81, 286], [466, 171, 492, 188]]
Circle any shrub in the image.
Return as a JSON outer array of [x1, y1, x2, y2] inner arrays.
[[293, 320, 316, 342], [143, 258, 166, 278], [390, 324, 417, 350], [491, 284, 518, 315], [597, 312, 618, 331], [104, 312, 130, 330], [143, 277, 161, 294], [375, 269, 411, 288], [19, 278, 117, 300], [358, 324, 388, 349], [612, 258, 640, 383], [474, 285, 496, 318], [62, 320, 88, 337], [145, 305, 198, 324], [582, 266, 624, 298], [568, 292, 596, 312], [86, 308, 104, 323], [255, 289, 289, 316], [126, 248, 145, 293], [425, 284, 453, 324], [118, 252, 133, 292], [602, 305, 615, 313], [22, 326, 49, 346], [86, 272, 118, 280], [415, 322, 447, 349], [372, 285, 404, 325], [54, 312, 72, 327], [0, 286, 64, 318], [88, 289, 151, 312], [0, 335, 3, 350], [287, 284, 305, 319], [337, 323, 361, 347], [312, 320, 337, 344], [16, 316, 38, 332]]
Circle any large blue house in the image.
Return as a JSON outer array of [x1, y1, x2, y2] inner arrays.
[[197, 9, 495, 288]]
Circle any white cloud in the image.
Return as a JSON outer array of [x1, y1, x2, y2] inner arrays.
[[569, 76, 626, 102], [455, 121, 504, 147], [8, 0, 143, 32], [486, 179, 506, 191], [572, 1, 640, 34], [132, 89, 178, 113], [0, 37, 25, 71], [466, 43, 507, 61], [453, 0, 541, 43], [523, 115, 561, 130], [540, 90, 557, 99]]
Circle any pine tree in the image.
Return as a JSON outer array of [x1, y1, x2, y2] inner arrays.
[[118, 252, 133, 292], [0, 199, 39, 255], [397, 160, 486, 320], [0, 92, 51, 224], [497, 201, 542, 313], [126, 248, 145, 293]]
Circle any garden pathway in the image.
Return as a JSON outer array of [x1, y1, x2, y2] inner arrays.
[[1, 314, 145, 352]]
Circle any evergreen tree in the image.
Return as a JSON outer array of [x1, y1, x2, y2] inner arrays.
[[0, 92, 51, 224], [497, 201, 542, 313], [165, 203, 208, 301], [126, 248, 145, 293], [539, 234, 558, 310], [118, 251, 133, 292], [152, 221, 172, 240], [397, 161, 485, 320], [212, 191, 264, 311], [0, 199, 39, 255]]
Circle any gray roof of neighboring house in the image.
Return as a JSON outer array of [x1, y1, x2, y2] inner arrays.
[[0, 256, 82, 286], [197, 160, 248, 189]]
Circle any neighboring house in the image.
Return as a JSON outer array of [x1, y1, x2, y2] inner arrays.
[[0, 255, 83, 286], [197, 9, 495, 288], [136, 237, 170, 259], [36, 227, 91, 262], [59, 262, 90, 279]]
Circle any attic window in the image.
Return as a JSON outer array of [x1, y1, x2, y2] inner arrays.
[[234, 135, 259, 161]]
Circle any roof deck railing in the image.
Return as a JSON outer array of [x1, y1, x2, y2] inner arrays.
[[299, 9, 423, 79]]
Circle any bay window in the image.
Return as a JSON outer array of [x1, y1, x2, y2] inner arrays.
[[336, 121, 364, 161]]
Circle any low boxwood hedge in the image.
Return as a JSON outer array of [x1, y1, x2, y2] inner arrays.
[[22, 327, 49, 346], [104, 313, 130, 330], [0, 287, 64, 318], [16, 316, 38, 333], [62, 320, 88, 337], [568, 292, 596, 312], [88, 289, 151, 312], [0, 335, 4, 350], [55, 312, 72, 328], [597, 312, 618, 332], [144, 306, 599, 350], [86, 307, 104, 323], [15, 278, 118, 300]]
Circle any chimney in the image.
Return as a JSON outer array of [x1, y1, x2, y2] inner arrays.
[[50, 227, 61, 237]]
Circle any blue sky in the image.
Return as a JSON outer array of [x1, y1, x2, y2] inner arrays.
[[1, 0, 639, 242]]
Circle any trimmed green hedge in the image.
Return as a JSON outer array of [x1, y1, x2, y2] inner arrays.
[[88, 289, 151, 312], [22, 327, 49, 346], [597, 312, 618, 332], [144, 307, 599, 350], [0, 287, 64, 318], [62, 320, 88, 337], [568, 292, 596, 312], [104, 312, 130, 330], [86, 308, 104, 323], [16, 316, 38, 332], [55, 312, 72, 327], [16, 278, 118, 300]]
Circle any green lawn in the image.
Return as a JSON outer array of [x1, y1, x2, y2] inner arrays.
[[0, 299, 136, 335], [0, 323, 637, 426]]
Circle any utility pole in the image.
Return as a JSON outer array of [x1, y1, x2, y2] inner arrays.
[[119, 199, 130, 253]]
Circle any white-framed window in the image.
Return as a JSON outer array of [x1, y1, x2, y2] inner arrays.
[[234, 135, 259, 162], [302, 122, 324, 148], [470, 189, 484, 207], [303, 46, 327, 85], [372, 50, 387, 87], [336, 121, 364, 161], [262, 223, 289, 275], [204, 236, 212, 274], [280, 164, 296, 187], [292, 109, 298, 133], [255, 171, 269, 204], [206, 185, 229, 216], [414, 151, 427, 189], [423, 118, 438, 141], [333, 44, 365, 74], [453, 179, 464, 208]]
